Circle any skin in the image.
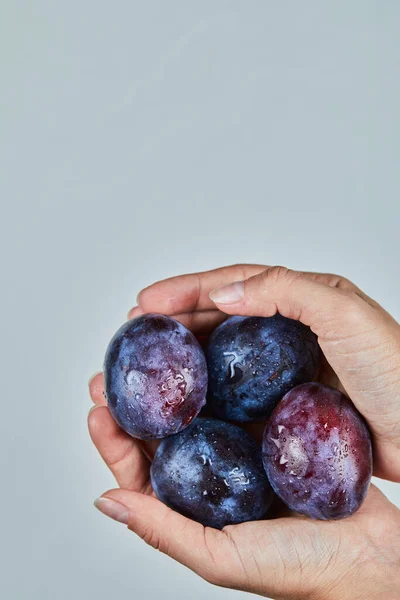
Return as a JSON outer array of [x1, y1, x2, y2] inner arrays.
[[88, 264, 400, 600]]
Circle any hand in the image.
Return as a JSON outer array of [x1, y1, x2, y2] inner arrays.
[[89, 265, 400, 600]]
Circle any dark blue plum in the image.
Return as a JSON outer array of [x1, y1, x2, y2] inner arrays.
[[151, 418, 274, 529], [104, 314, 207, 440], [206, 315, 319, 422], [262, 383, 373, 520]]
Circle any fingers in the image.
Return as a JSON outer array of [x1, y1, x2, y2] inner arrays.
[[89, 372, 106, 405], [88, 405, 151, 492], [127, 305, 143, 319], [131, 265, 377, 331], [128, 309, 226, 336], [159, 310, 226, 335], [134, 265, 376, 319], [95, 489, 235, 586], [134, 264, 267, 316]]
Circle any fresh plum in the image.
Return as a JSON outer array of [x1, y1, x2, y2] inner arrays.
[[262, 383, 373, 520], [206, 315, 319, 422], [150, 418, 274, 529], [104, 314, 207, 440]]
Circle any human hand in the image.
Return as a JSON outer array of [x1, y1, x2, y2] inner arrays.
[[89, 265, 400, 600]]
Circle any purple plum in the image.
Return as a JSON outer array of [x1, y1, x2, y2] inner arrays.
[[206, 315, 319, 422], [104, 314, 207, 440], [151, 418, 274, 529]]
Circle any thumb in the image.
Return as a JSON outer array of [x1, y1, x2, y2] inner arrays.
[[209, 266, 377, 338], [94, 489, 236, 586]]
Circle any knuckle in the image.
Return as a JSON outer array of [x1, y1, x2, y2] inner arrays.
[[261, 266, 302, 287], [337, 275, 354, 289], [307, 272, 359, 293], [324, 273, 367, 301], [139, 523, 164, 552], [328, 273, 356, 291], [330, 289, 368, 325], [270, 265, 291, 281], [261, 265, 287, 286]]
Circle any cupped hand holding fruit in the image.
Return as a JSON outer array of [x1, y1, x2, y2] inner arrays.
[[89, 265, 400, 600]]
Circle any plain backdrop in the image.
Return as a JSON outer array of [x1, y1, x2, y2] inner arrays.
[[1, 2, 399, 599]]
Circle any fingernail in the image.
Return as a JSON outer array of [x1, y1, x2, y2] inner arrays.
[[94, 497, 129, 525], [209, 281, 244, 304]]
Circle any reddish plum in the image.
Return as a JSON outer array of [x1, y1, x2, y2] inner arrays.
[[262, 383, 372, 520]]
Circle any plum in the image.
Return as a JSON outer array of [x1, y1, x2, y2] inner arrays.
[[206, 315, 319, 422], [262, 383, 372, 520], [104, 314, 207, 440], [150, 418, 274, 529]]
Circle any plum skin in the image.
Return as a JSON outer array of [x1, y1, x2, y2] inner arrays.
[[262, 383, 373, 520], [104, 314, 208, 440], [150, 418, 274, 529], [206, 315, 320, 422]]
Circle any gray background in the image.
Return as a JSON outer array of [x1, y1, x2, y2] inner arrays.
[[1, 1, 399, 599]]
